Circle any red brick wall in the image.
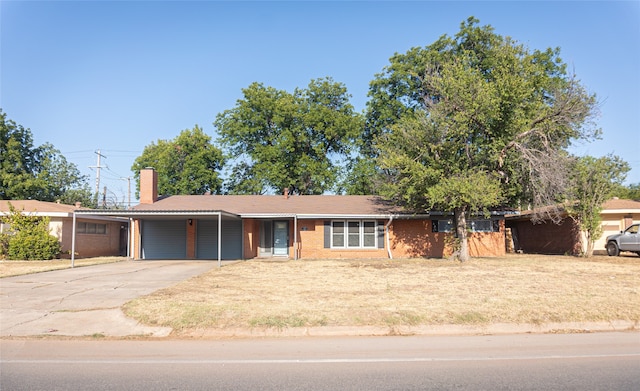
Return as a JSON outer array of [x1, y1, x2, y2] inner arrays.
[[296, 220, 388, 259], [139, 168, 158, 204], [292, 218, 505, 259], [388, 219, 505, 258], [63, 218, 124, 258], [186, 219, 196, 259], [507, 218, 581, 255], [132, 219, 141, 259], [243, 218, 259, 259]]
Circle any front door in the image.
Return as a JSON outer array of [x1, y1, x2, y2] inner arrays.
[[273, 221, 289, 256]]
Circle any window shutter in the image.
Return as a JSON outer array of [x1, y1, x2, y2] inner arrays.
[[377, 221, 385, 249], [324, 221, 330, 248]]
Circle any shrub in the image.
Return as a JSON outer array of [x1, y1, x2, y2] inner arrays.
[[1, 202, 61, 260], [7, 229, 61, 260]]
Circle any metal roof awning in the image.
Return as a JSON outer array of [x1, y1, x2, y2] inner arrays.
[[74, 209, 240, 219]]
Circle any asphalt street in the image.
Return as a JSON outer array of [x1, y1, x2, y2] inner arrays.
[[2, 333, 639, 390]]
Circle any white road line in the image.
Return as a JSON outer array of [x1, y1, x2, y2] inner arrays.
[[3, 353, 640, 365]]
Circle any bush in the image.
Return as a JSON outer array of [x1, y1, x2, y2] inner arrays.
[[7, 229, 61, 260], [1, 202, 61, 260]]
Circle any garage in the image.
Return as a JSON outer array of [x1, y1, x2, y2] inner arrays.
[[197, 218, 243, 260], [141, 220, 187, 259]]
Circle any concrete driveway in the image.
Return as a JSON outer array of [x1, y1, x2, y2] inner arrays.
[[0, 260, 220, 338]]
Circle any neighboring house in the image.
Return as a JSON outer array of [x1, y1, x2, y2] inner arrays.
[[76, 168, 509, 261], [594, 198, 640, 253], [505, 198, 640, 255], [0, 200, 128, 258]]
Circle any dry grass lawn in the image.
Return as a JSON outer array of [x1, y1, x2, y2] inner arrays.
[[122, 254, 640, 334], [0, 257, 127, 277]]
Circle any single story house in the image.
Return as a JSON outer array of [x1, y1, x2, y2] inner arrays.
[[505, 198, 640, 255], [0, 200, 128, 258], [76, 168, 509, 262]]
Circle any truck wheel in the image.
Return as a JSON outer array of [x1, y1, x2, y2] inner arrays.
[[606, 241, 620, 256]]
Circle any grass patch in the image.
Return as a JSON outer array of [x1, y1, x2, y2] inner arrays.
[[121, 254, 640, 334], [0, 257, 128, 277]]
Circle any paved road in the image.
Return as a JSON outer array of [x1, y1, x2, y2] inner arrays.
[[2, 333, 639, 390], [0, 260, 220, 337]]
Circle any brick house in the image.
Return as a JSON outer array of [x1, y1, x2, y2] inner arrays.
[[0, 200, 128, 258], [76, 168, 508, 261], [505, 198, 640, 255]]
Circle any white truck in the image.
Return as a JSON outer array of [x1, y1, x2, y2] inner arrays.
[[605, 224, 640, 256]]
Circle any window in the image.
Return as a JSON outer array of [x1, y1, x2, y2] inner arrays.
[[469, 219, 492, 232], [77, 222, 107, 235], [363, 221, 376, 247], [331, 220, 377, 248], [432, 219, 500, 233], [432, 219, 454, 233], [332, 221, 345, 247], [348, 221, 360, 247]]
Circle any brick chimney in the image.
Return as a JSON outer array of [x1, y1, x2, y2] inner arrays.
[[140, 167, 158, 204], [284, 187, 289, 199]]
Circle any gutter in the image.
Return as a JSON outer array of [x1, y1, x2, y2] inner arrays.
[[385, 215, 394, 259]]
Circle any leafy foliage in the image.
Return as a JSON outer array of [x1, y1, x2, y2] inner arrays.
[[1, 110, 90, 203], [371, 17, 600, 261], [613, 183, 640, 201], [215, 78, 363, 195], [131, 126, 226, 196], [0, 202, 61, 260], [568, 155, 630, 256]]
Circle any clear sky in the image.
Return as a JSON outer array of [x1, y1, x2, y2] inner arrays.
[[2, 1, 639, 205]]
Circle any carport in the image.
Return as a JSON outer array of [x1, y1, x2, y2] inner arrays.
[[73, 209, 242, 266]]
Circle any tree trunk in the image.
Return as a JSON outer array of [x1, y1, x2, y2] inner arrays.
[[454, 206, 470, 262], [584, 230, 594, 257]]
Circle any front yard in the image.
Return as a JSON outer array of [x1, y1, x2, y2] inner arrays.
[[120, 254, 640, 334]]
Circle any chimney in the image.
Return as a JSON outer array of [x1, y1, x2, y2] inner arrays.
[[75, 202, 82, 208], [140, 167, 158, 204]]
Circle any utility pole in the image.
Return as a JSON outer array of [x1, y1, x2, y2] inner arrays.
[[121, 177, 131, 209], [90, 150, 107, 208]]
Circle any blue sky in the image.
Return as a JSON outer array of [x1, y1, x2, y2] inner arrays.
[[2, 1, 639, 204]]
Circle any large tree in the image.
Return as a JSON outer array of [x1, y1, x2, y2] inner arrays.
[[568, 155, 629, 257], [215, 78, 363, 195], [1, 110, 91, 204], [132, 126, 225, 196], [372, 18, 600, 261], [613, 182, 640, 201]]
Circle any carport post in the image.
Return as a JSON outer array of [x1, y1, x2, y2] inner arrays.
[[217, 212, 222, 267], [71, 212, 76, 267]]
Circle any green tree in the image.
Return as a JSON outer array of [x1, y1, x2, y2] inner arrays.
[[0, 202, 61, 260], [132, 126, 225, 197], [568, 155, 630, 257], [215, 78, 363, 195], [372, 18, 599, 261], [613, 182, 640, 200], [1, 110, 91, 203]]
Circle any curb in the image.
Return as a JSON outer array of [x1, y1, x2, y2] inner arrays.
[[175, 320, 638, 339]]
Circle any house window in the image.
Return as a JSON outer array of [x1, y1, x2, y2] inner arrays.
[[77, 222, 107, 235], [432, 219, 500, 233], [332, 220, 376, 248]]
